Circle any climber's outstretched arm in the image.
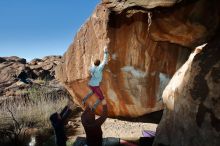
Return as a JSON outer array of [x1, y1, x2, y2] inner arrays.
[[99, 46, 109, 71], [95, 104, 108, 126]]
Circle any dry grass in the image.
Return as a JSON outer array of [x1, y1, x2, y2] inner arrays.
[[0, 87, 69, 128], [0, 85, 71, 145], [0, 97, 68, 129]]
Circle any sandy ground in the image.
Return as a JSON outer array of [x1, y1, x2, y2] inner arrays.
[[67, 110, 158, 140], [103, 118, 157, 138]]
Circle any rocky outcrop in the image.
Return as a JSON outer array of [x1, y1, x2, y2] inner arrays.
[[0, 56, 63, 97], [29, 55, 63, 80], [0, 57, 26, 95], [153, 37, 220, 145]]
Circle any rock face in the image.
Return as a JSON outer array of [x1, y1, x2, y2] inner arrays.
[[0, 56, 63, 97], [150, 0, 220, 48], [56, 4, 190, 117], [56, 0, 220, 117], [102, 0, 182, 11], [153, 37, 220, 145], [103, 0, 220, 47]]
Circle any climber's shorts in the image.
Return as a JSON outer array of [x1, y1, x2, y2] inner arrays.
[[89, 86, 104, 100]]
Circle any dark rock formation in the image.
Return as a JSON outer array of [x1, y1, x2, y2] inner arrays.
[[0, 57, 6, 63], [3, 56, 27, 64]]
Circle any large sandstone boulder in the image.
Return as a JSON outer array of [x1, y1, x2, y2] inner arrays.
[[153, 37, 220, 145], [55, 0, 220, 117], [55, 4, 191, 117]]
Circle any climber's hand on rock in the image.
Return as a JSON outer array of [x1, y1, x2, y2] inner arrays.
[[102, 99, 107, 105], [104, 45, 108, 53]]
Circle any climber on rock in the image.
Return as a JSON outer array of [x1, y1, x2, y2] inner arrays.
[[82, 45, 109, 111]]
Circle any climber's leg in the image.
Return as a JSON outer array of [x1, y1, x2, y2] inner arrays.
[[88, 86, 105, 111], [90, 86, 104, 100], [91, 99, 101, 112], [82, 90, 94, 106]]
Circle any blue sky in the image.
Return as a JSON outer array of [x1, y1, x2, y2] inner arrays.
[[0, 0, 100, 61]]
